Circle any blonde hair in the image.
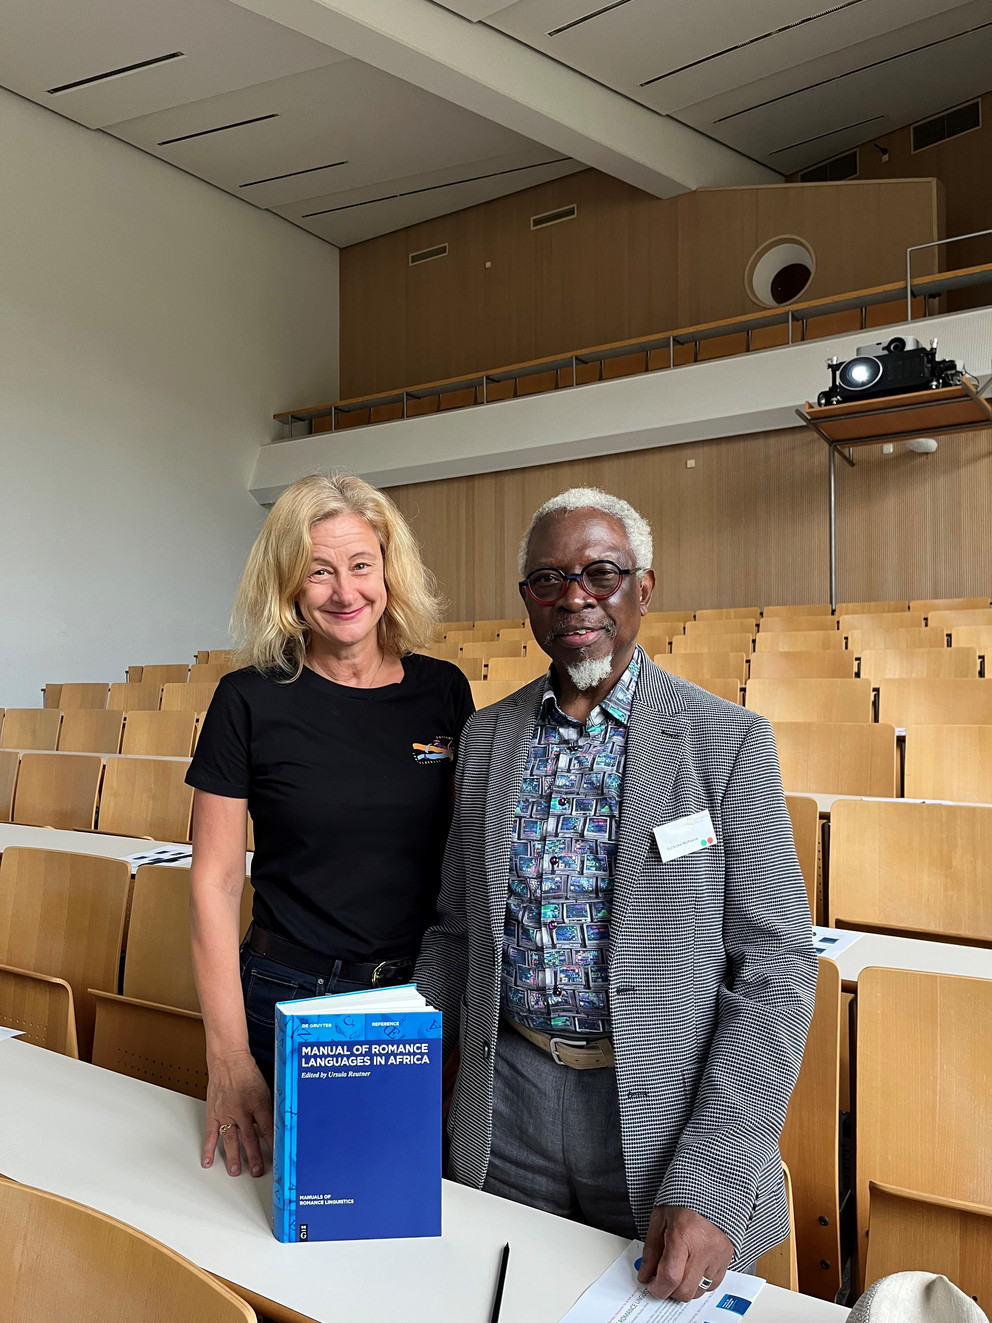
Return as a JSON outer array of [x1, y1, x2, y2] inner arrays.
[[233, 474, 443, 678]]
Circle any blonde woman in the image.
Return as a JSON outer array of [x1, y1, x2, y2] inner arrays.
[[187, 474, 473, 1180]]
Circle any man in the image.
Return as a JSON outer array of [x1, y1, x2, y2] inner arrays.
[[415, 487, 816, 1301]]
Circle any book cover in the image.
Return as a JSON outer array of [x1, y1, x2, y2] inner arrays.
[[272, 985, 442, 1243]]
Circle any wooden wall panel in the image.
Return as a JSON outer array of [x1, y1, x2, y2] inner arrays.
[[341, 172, 940, 397], [819, 91, 992, 309], [677, 180, 941, 326], [340, 170, 680, 398], [385, 427, 992, 622]]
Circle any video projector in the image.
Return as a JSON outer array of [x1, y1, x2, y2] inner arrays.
[[817, 336, 962, 407]]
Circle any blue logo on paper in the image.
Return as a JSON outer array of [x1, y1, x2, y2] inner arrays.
[[717, 1296, 752, 1314]]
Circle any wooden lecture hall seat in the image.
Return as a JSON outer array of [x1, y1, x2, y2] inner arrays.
[[129, 665, 190, 686], [160, 682, 218, 713], [0, 1178, 257, 1323], [773, 722, 898, 798], [453, 656, 485, 681], [97, 758, 194, 843], [828, 800, 992, 943], [120, 709, 199, 758], [754, 630, 845, 653], [10, 752, 103, 830], [0, 847, 131, 1061], [0, 965, 78, 1057], [745, 678, 874, 725], [458, 639, 524, 660], [56, 708, 125, 755], [877, 678, 992, 727], [0, 750, 18, 822], [671, 632, 753, 656], [57, 683, 110, 709], [763, 603, 832, 617], [107, 682, 163, 711], [749, 651, 856, 680], [758, 616, 838, 634], [844, 626, 942, 655], [857, 967, 992, 1300], [858, 647, 979, 681], [903, 725, 992, 802], [661, 652, 748, 684], [0, 708, 62, 751], [485, 654, 548, 683]]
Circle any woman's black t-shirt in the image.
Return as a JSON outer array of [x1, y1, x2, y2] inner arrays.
[[185, 655, 474, 963]]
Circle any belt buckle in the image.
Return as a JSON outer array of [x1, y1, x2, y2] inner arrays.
[[548, 1035, 586, 1066], [371, 961, 391, 987]]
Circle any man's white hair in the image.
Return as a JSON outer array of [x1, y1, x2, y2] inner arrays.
[[518, 487, 653, 576]]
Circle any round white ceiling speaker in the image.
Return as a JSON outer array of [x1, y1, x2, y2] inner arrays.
[[745, 236, 815, 308], [905, 437, 938, 453]]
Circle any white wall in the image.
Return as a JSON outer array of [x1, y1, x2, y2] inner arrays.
[[1, 88, 339, 707]]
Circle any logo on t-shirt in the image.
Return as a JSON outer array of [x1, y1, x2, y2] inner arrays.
[[412, 736, 454, 764]]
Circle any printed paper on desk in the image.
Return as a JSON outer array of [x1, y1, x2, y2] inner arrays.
[[558, 1242, 764, 1322], [654, 810, 717, 863], [0, 1027, 25, 1043], [812, 926, 863, 960]]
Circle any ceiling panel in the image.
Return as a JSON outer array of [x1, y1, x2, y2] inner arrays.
[[272, 155, 584, 247], [106, 60, 548, 209], [0, 0, 343, 129]]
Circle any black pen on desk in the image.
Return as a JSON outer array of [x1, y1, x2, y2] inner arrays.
[[489, 1241, 510, 1323]]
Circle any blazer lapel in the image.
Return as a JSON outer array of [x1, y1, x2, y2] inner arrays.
[[611, 659, 691, 945], [484, 685, 542, 953]]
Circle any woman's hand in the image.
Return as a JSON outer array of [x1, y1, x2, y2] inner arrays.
[[202, 1049, 274, 1177]]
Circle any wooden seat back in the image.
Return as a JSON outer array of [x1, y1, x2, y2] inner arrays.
[[829, 800, 992, 942], [836, 600, 908, 614], [188, 662, 236, 684], [90, 993, 209, 1101], [474, 618, 525, 631], [903, 724, 992, 803], [949, 624, 992, 658], [857, 967, 992, 1292], [121, 710, 198, 758], [877, 678, 992, 727], [0, 847, 130, 1059], [845, 627, 941, 654], [684, 618, 756, 638], [0, 750, 18, 823], [779, 957, 842, 1299], [642, 610, 693, 626], [195, 649, 236, 665], [754, 1163, 799, 1290], [134, 665, 190, 687], [0, 708, 62, 751], [746, 678, 874, 724], [160, 682, 218, 713], [445, 628, 498, 644], [638, 627, 680, 654], [108, 682, 162, 711], [784, 794, 818, 921], [864, 1183, 992, 1303], [660, 651, 748, 683], [772, 721, 897, 798], [754, 630, 846, 652], [925, 608, 992, 631], [693, 606, 760, 622], [453, 656, 484, 681], [0, 964, 78, 1057], [0, 1177, 256, 1321], [859, 646, 979, 682], [97, 758, 193, 842], [839, 612, 925, 636], [758, 616, 839, 633], [470, 680, 534, 710], [495, 627, 531, 642], [57, 708, 124, 754], [910, 596, 990, 614], [459, 640, 525, 660], [11, 753, 103, 830], [762, 603, 833, 617], [58, 684, 110, 710], [421, 642, 461, 662], [671, 632, 752, 655], [749, 651, 855, 680], [486, 655, 548, 683]]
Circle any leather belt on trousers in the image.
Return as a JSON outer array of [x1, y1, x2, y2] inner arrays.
[[248, 925, 415, 988], [504, 1015, 615, 1070]]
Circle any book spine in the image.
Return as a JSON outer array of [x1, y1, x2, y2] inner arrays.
[[272, 1011, 300, 1242]]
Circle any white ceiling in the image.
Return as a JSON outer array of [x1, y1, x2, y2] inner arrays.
[[449, 0, 992, 174], [0, 0, 582, 246], [4, 0, 989, 251]]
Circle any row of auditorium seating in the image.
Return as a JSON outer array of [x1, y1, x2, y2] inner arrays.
[[0, 707, 206, 756]]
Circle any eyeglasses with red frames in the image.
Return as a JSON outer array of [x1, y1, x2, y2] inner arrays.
[[519, 560, 639, 605]]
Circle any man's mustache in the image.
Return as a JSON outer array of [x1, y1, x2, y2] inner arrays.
[[544, 618, 618, 647]]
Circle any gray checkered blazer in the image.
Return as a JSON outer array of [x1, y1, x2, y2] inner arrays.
[[415, 654, 816, 1266]]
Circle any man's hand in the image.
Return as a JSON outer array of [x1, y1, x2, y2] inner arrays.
[[637, 1205, 734, 1301]]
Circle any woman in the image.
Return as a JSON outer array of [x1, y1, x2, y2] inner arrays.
[[187, 474, 473, 1180]]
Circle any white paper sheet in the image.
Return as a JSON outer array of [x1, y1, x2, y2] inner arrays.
[[811, 926, 863, 960], [124, 846, 193, 870], [558, 1242, 764, 1322], [0, 1027, 25, 1042]]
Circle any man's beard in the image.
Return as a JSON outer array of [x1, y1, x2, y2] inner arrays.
[[563, 654, 615, 691]]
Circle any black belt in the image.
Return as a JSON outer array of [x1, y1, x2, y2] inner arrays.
[[248, 925, 416, 988]]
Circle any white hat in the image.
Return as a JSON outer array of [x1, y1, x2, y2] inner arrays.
[[849, 1274, 988, 1323]]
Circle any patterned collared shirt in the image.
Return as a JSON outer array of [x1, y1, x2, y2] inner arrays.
[[500, 648, 641, 1038]]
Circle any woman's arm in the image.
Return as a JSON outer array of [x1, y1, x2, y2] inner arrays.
[[189, 788, 272, 1177]]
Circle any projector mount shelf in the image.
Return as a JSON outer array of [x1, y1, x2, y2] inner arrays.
[[795, 378, 992, 610]]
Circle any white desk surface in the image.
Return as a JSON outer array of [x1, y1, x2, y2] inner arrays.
[[789, 793, 992, 814], [0, 1040, 847, 1323], [0, 823, 251, 875], [4, 747, 190, 762], [831, 930, 992, 985]]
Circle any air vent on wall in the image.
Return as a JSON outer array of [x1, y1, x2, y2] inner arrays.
[[799, 150, 859, 182], [409, 243, 448, 266], [531, 204, 576, 230], [912, 100, 980, 152]]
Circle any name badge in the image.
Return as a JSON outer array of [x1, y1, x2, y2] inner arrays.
[[653, 810, 717, 863]]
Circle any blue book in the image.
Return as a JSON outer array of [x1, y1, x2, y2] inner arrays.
[[272, 984, 442, 1243]]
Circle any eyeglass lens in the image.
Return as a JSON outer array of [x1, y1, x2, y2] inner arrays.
[[527, 561, 624, 602]]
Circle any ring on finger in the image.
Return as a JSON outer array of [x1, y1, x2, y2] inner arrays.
[[219, 1123, 236, 1135], [699, 1277, 714, 1291]]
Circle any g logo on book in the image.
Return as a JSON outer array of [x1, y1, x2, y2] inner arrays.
[[412, 736, 454, 764], [299, 1224, 308, 1241]]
